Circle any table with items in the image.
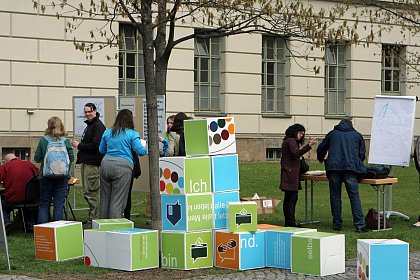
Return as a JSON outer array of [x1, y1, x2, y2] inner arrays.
[[300, 172, 398, 231]]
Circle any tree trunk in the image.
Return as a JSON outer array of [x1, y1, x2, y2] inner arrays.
[[141, 0, 161, 230]]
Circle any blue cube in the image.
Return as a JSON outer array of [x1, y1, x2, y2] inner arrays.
[[357, 239, 409, 280], [265, 227, 317, 268], [211, 154, 240, 192], [213, 191, 240, 229], [161, 194, 213, 231]]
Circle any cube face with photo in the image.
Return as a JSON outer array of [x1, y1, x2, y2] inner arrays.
[[211, 154, 240, 192], [34, 221, 84, 261], [184, 117, 236, 156], [159, 157, 211, 195], [291, 232, 345, 276], [161, 231, 213, 270], [357, 239, 409, 280], [265, 227, 317, 269], [91, 218, 134, 231], [214, 230, 265, 270], [227, 202, 257, 233], [213, 191, 240, 229], [161, 194, 213, 231]]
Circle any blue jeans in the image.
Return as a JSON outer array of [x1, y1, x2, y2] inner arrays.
[[38, 177, 68, 224], [328, 171, 365, 229]]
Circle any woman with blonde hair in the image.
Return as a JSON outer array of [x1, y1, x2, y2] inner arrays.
[[35, 116, 74, 224]]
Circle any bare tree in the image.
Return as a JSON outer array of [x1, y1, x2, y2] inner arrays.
[[32, 0, 418, 229]]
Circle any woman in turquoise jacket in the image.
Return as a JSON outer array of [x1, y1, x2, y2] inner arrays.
[[99, 109, 147, 218]]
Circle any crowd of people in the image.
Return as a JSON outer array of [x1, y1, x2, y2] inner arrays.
[[1, 111, 413, 234], [0, 104, 192, 233]]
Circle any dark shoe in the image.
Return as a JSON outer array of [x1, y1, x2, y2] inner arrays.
[[5, 223, 12, 235], [356, 227, 370, 233], [83, 221, 92, 229], [332, 226, 342, 231]]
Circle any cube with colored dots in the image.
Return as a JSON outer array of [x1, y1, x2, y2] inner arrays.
[[161, 194, 213, 231], [159, 156, 211, 195], [214, 230, 265, 270], [357, 239, 409, 280], [184, 117, 236, 156], [161, 230, 213, 270]]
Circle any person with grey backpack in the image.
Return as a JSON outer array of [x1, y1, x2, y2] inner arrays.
[[35, 116, 74, 224]]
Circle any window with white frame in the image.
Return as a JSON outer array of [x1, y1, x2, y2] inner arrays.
[[261, 36, 286, 113], [382, 45, 401, 95], [119, 24, 145, 97], [194, 36, 221, 112], [325, 44, 346, 115]]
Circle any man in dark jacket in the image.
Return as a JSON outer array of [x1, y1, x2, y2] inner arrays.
[[317, 119, 368, 232], [71, 103, 105, 229]]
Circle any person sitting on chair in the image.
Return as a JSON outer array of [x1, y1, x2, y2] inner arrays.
[[0, 154, 39, 233]]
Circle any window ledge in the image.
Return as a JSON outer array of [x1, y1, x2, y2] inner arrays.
[[324, 115, 352, 120], [262, 113, 291, 118], [194, 112, 227, 117]]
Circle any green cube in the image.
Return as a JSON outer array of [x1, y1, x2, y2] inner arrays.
[[161, 230, 213, 270], [92, 218, 134, 230], [227, 202, 257, 232], [34, 221, 84, 261], [291, 232, 345, 276]]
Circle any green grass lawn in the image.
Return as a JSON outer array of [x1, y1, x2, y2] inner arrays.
[[1, 161, 419, 277]]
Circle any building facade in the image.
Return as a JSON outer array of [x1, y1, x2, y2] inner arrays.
[[0, 0, 419, 162]]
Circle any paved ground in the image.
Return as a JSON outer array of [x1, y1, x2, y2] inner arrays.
[[1, 252, 420, 279]]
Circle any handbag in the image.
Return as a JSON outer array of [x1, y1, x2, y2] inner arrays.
[[300, 157, 309, 174], [365, 208, 390, 229]]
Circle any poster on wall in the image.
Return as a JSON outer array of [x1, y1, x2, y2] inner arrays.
[[119, 97, 136, 117], [73, 97, 105, 136], [142, 96, 166, 142], [369, 95, 416, 166]]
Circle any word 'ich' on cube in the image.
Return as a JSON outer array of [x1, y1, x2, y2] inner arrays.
[[265, 227, 317, 269], [159, 156, 211, 195], [161, 230, 213, 270], [213, 191, 240, 229], [161, 194, 213, 231], [214, 230, 265, 270], [34, 221, 84, 261], [227, 201, 257, 233], [92, 218, 134, 231], [211, 154, 240, 193], [357, 239, 409, 280], [84, 228, 159, 271], [291, 232, 345, 276], [184, 117, 236, 156]]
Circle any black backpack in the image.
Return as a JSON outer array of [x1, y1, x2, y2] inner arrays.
[[365, 165, 390, 179]]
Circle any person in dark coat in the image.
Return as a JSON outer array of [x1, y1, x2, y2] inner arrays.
[[317, 119, 368, 232], [71, 102, 106, 229], [280, 124, 317, 227]]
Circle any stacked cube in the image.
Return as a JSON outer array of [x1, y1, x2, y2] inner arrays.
[[160, 117, 240, 270]]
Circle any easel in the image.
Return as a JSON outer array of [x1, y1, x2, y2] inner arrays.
[[385, 166, 409, 220], [0, 201, 11, 270]]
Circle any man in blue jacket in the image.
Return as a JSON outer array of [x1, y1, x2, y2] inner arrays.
[[317, 119, 368, 232]]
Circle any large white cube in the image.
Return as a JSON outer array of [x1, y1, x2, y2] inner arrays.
[[84, 228, 159, 271], [357, 239, 409, 280], [291, 232, 345, 276]]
